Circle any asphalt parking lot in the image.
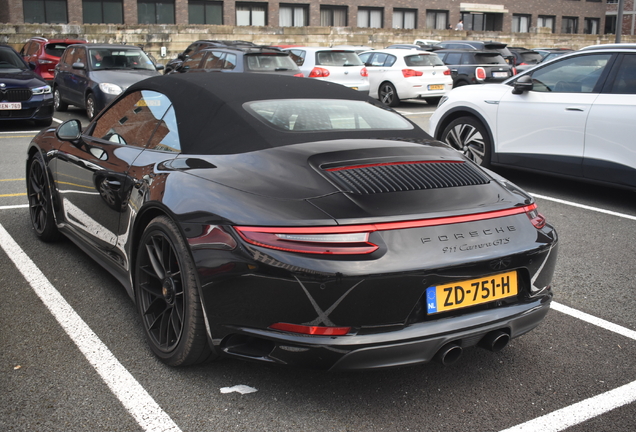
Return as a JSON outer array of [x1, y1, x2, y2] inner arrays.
[[1, 103, 635, 432]]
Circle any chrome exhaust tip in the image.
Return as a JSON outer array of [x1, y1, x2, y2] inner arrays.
[[479, 330, 510, 352], [434, 342, 463, 365]]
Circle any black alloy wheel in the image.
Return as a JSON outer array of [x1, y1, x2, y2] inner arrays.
[[53, 87, 68, 111], [135, 216, 216, 366], [27, 152, 61, 241], [441, 116, 492, 168], [86, 93, 96, 120], [379, 82, 400, 107]]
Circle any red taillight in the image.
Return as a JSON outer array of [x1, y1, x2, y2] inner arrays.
[[269, 323, 351, 336], [294, 72, 304, 77], [526, 205, 547, 229], [360, 67, 368, 77], [476, 67, 486, 81], [443, 68, 451, 76], [519, 62, 528, 66], [234, 228, 378, 255], [402, 69, 424, 78], [187, 225, 237, 250], [309, 67, 330, 77], [512, 67, 517, 75]]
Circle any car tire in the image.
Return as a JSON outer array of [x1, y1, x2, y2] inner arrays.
[[440, 116, 492, 168], [27, 152, 61, 242], [379, 82, 400, 107], [424, 97, 442, 106], [53, 88, 68, 111], [85, 93, 97, 120], [135, 216, 218, 366]]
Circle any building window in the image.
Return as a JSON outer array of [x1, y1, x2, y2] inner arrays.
[[23, 0, 68, 23], [584, 17, 600, 34], [604, 15, 617, 34], [138, 0, 175, 24], [562, 17, 578, 34], [393, 9, 416, 29], [279, 4, 308, 27], [358, 7, 383, 28], [460, 12, 503, 31], [607, 0, 618, 3], [512, 14, 531, 33], [83, 0, 123, 24], [537, 15, 555, 33], [425, 10, 448, 30], [236, 2, 267, 26], [188, 1, 222, 24], [320, 6, 347, 26]]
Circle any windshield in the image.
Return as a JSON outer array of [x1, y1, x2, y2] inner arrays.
[[246, 99, 413, 131], [0, 48, 27, 71], [89, 49, 156, 71], [245, 54, 300, 72], [316, 51, 363, 67], [475, 54, 508, 65], [404, 54, 445, 67]]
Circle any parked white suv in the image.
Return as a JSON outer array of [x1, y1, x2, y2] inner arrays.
[[285, 47, 369, 92], [429, 45, 636, 190], [359, 49, 453, 107]]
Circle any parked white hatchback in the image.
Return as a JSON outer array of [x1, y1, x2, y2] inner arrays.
[[285, 47, 369, 92], [358, 49, 453, 106]]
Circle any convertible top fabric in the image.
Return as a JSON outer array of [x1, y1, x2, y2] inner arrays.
[[126, 73, 430, 155]]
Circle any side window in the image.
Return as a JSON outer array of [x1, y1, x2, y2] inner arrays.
[[610, 54, 636, 95], [223, 53, 237, 70], [445, 53, 462, 64], [384, 55, 396, 67], [62, 47, 75, 66], [76, 48, 87, 66], [358, 52, 371, 64], [288, 50, 305, 66], [147, 105, 181, 152], [91, 90, 172, 148], [370, 53, 388, 66], [529, 53, 612, 93], [27, 42, 39, 56], [203, 51, 224, 69], [460, 54, 472, 65], [182, 51, 205, 69]]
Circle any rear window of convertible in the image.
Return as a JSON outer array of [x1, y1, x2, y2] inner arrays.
[[244, 99, 414, 132]]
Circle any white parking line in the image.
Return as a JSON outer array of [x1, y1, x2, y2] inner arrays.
[[0, 224, 182, 432], [531, 193, 636, 221]]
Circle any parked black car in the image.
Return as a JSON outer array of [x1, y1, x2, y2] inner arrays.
[[435, 41, 515, 65], [508, 48, 544, 73], [164, 40, 257, 74], [26, 73, 557, 370], [53, 43, 163, 120], [434, 49, 514, 87], [174, 46, 303, 76], [0, 44, 53, 127]]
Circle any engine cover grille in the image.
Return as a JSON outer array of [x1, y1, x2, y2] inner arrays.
[[324, 161, 490, 194]]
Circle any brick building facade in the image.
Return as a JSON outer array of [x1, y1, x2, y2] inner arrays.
[[1, 1, 634, 36]]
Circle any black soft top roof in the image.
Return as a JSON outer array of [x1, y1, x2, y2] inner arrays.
[[124, 73, 429, 155]]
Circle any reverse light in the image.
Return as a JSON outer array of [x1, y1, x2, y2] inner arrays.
[[269, 323, 351, 336], [309, 67, 330, 77], [360, 67, 369, 77], [526, 205, 547, 229], [475, 67, 486, 81], [99, 82, 123, 95], [402, 69, 424, 78]]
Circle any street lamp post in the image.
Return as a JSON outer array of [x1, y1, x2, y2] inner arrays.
[[616, 0, 624, 43]]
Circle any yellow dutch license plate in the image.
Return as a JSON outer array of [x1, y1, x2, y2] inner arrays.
[[428, 84, 444, 90], [426, 271, 518, 314]]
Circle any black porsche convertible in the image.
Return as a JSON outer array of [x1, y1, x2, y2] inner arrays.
[[26, 73, 558, 370]]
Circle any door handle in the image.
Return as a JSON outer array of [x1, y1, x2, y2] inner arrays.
[[566, 107, 584, 112]]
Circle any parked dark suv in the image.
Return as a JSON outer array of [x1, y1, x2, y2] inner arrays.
[[434, 49, 514, 87], [53, 43, 163, 119], [435, 40, 515, 65], [164, 40, 257, 74], [19, 37, 87, 84], [175, 46, 303, 76]]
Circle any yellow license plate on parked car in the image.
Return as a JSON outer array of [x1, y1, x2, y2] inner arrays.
[[426, 271, 518, 314], [428, 84, 445, 90]]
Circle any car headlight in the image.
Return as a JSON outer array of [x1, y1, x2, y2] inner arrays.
[[99, 83, 123, 95], [31, 85, 52, 95]]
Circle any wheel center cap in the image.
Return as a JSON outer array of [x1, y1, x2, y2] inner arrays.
[[161, 279, 175, 304]]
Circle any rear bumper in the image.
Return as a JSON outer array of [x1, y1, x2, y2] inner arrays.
[[218, 292, 552, 371]]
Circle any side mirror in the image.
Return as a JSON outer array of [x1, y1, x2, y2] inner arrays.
[[512, 75, 533, 94], [155, 64, 164, 71], [72, 62, 86, 70], [28, 61, 37, 70], [56, 119, 82, 141]]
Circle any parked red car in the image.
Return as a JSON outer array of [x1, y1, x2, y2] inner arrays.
[[20, 37, 86, 83]]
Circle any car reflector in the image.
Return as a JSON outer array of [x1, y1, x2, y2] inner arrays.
[[269, 323, 351, 336]]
